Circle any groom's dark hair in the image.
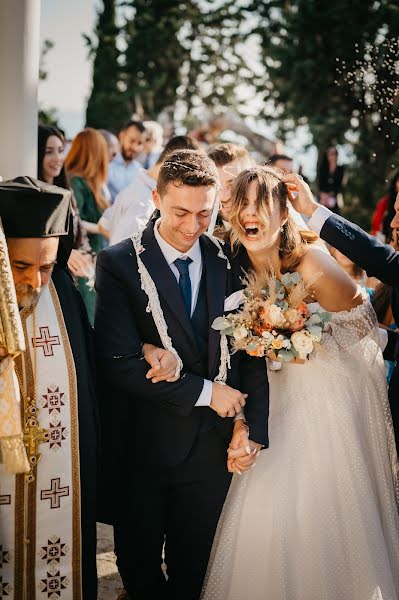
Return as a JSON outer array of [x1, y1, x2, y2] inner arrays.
[[157, 149, 219, 197]]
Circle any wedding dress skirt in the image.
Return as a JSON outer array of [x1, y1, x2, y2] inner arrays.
[[202, 301, 399, 600]]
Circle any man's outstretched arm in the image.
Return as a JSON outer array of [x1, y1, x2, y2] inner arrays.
[[285, 173, 399, 287]]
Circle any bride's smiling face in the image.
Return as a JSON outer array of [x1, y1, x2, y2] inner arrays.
[[234, 179, 288, 253]]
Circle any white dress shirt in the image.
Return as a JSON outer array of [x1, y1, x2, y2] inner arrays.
[[100, 169, 156, 246], [154, 220, 212, 406], [307, 205, 333, 236]]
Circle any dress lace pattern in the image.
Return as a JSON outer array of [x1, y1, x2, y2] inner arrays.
[[202, 300, 399, 600]]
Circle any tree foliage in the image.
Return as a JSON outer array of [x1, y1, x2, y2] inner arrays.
[[85, 0, 128, 131], [85, 0, 253, 127], [250, 0, 399, 205]]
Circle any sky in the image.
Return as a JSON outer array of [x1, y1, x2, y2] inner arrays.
[[39, 0, 97, 136]]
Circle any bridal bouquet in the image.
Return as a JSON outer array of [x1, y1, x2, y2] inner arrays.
[[212, 271, 331, 362]]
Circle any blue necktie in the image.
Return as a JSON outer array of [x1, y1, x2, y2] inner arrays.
[[174, 257, 193, 316]]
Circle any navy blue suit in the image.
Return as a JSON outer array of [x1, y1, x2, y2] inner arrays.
[[317, 212, 399, 450], [94, 220, 269, 599]]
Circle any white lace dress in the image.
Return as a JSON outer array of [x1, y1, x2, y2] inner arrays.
[[202, 301, 399, 600]]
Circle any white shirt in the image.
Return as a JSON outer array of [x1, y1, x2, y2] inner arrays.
[[100, 169, 156, 246], [307, 205, 333, 235], [154, 220, 212, 406]]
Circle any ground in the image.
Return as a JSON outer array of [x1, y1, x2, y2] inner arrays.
[[97, 523, 123, 599]]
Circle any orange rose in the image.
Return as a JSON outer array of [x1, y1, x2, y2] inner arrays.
[[246, 345, 265, 357]]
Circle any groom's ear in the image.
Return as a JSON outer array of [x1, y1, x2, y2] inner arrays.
[[152, 188, 161, 209]]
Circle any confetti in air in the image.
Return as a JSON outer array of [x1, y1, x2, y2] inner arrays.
[[335, 37, 399, 170]]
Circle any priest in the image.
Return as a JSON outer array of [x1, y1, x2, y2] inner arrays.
[[0, 177, 98, 599]]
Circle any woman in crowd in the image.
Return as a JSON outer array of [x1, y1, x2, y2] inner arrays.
[[38, 124, 93, 278], [317, 145, 346, 213], [65, 127, 109, 324]]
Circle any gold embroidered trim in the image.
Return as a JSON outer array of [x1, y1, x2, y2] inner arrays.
[[50, 281, 82, 600]]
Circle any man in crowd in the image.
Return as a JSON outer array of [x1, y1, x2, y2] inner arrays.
[[207, 143, 253, 237], [288, 172, 399, 451], [107, 120, 145, 201], [267, 153, 293, 174], [139, 120, 164, 168], [0, 177, 98, 599], [99, 135, 199, 246]]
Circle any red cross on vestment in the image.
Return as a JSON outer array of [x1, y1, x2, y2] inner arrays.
[[32, 326, 60, 357]]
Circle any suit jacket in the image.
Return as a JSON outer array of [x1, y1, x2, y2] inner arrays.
[[317, 212, 399, 448], [94, 221, 269, 516]]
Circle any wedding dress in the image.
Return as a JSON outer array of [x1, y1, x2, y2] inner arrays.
[[202, 299, 399, 600]]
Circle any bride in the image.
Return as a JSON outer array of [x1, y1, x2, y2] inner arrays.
[[200, 167, 399, 600]]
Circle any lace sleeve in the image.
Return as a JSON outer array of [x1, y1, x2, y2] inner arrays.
[[316, 298, 382, 370]]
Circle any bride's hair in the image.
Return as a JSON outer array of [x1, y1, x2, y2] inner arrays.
[[229, 166, 319, 272]]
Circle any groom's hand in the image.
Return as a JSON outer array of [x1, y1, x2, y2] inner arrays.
[[210, 383, 247, 418], [143, 343, 179, 383]]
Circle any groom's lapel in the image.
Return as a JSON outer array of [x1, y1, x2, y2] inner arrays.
[[200, 235, 227, 380], [139, 221, 198, 352]]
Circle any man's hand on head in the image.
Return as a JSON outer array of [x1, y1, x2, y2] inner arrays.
[[283, 173, 319, 218]]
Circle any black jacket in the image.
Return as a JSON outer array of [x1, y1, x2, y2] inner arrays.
[[94, 221, 269, 519]]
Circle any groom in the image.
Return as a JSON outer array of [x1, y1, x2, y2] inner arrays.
[[95, 149, 269, 599]]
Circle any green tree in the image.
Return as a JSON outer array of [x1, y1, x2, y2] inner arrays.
[[121, 0, 252, 121], [85, 0, 128, 131], [251, 0, 399, 207], [123, 0, 189, 118]]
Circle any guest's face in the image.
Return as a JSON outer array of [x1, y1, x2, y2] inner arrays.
[[42, 135, 64, 183], [153, 184, 216, 253], [7, 237, 59, 308], [237, 180, 287, 254], [119, 126, 144, 162], [217, 158, 248, 222], [390, 192, 399, 230], [272, 158, 293, 175]]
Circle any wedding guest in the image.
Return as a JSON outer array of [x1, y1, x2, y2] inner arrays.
[[317, 144, 346, 213], [107, 120, 145, 201], [99, 128, 119, 163], [99, 135, 199, 246], [208, 143, 253, 236], [65, 128, 109, 324], [139, 121, 164, 168], [267, 153, 293, 175], [379, 171, 399, 241], [37, 124, 94, 282]]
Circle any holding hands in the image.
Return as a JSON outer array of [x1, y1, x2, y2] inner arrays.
[[227, 419, 261, 474], [143, 343, 180, 383]]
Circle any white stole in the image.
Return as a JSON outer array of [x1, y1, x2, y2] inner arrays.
[[0, 281, 82, 599]]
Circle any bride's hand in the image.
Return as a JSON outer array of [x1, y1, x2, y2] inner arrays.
[[143, 343, 179, 383], [283, 173, 319, 218]]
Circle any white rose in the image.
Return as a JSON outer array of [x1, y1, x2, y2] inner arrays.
[[233, 326, 248, 340], [269, 305, 285, 326], [291, 330, 314, 359]]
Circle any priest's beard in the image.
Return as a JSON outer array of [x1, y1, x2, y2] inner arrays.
[[15, 283, 42, 309]]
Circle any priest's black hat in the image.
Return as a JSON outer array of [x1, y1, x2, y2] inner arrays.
[[0, 176, 72, 238]]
